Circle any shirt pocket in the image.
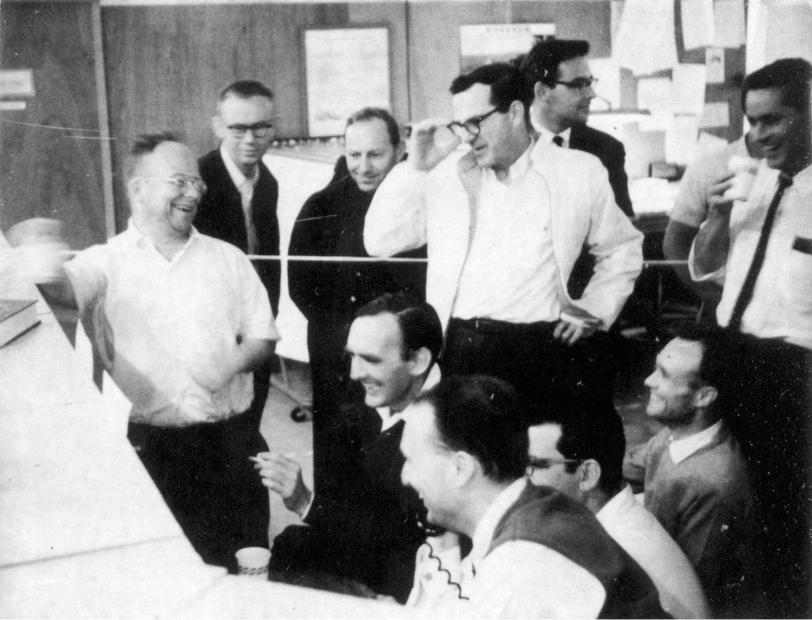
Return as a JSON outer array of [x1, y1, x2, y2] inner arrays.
[[782, 237, 812, 310]]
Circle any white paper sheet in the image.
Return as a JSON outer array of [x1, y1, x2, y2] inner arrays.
[[614, 0, 678, 76], [666, 115, 699, 164], [681, 0, 715, 50], [672, 64, 707, 115], [637, 77, 673, 116], [705, 47, 726, 84], [699, 101, 730, 128], [714, 0, 746, 47]]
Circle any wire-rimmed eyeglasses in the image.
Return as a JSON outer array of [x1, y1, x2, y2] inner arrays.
[[526, 457, 584, 476]]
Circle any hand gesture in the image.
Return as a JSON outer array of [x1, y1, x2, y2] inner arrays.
[[707, 171, 736, 218], [554, 306, 601, 346], [251, 452, 312, 516], [409, 118, 461, 171]]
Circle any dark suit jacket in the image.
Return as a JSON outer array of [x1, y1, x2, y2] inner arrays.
[[570, 123, 634, 217], [270, 402, 426, 602], [195, 149, 280, 315]]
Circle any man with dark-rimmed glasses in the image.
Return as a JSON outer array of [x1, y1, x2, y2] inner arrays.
[[365, 62, 642, 421], [195, 79, 281, 430]]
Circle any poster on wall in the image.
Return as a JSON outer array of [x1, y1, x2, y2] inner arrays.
[[304, 27, 390, 137], [459, 23, 556, 72]]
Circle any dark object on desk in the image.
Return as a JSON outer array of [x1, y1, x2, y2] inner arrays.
[[0, 299, 39, 347]]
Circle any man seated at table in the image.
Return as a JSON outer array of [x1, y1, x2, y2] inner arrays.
[[253, 293, 441, 601], [526, 409, 709, 618], [402, 375, 665, 618], [12, 133, 278, 573]]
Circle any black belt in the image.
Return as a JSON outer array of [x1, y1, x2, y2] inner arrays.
[[449, 316, 557, 336]]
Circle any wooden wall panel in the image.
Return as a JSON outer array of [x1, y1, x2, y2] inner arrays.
[[406, 0, 611, 120], [102, 2, 411, 232], [0, 1, 107, 249]]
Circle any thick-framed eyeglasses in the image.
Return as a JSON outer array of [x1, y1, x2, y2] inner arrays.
[[226, 122, 274, 138], [446, 107, 503, 139], [526, 457, 583, 476], [139, 175, 207, 194], [555, 77, 598, 93]]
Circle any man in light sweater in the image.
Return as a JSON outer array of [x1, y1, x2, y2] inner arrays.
[[624, 324, 760, 617], [526, 409, 709, 618]]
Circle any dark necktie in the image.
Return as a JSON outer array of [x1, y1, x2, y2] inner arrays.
[[727, 172, 793, 331], [552, 135, 564, 147]]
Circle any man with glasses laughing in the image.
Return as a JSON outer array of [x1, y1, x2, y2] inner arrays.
[[195, 79, 281, 431], [18, 133, 279, 573], [365, 62, 642, 423]]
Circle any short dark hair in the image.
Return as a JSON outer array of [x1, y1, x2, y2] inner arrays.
[[450, 62, 532, 111], [346, 107, 401, 148], [554, 411, 626, 497], [125, 131, 181, 182], [354, 293, 443, 366], [416, 375, 529, 483], [218, 79, 274, 105], [520, 39, 590, 88], [741, 58, 812, 115]]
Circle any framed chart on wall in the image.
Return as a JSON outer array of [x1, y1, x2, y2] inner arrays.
[[303, 27, 391, 137]]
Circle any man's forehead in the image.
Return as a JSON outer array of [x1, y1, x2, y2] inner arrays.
[[557, 56, 591, 79], [344, 118, 393, 149], [141, 141, 198, 175], [528, 423, 563, 457], [452, 83, 494, 120], [405, 401, 442, 447], [347, 312, 402, 348], [659, 338, 703, 375], [218, 94, 274, 120]]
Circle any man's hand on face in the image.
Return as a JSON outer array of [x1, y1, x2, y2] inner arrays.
[[251, 452, 312, 517], [409, 118, 461, 172]]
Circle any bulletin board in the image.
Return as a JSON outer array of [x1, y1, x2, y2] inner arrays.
[[303, 26, 391, 137]]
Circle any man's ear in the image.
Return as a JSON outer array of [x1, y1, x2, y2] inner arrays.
[[509, 100, 527, 129], [212, 115, 227, 140], [534, 81, 551, 103], [452, 450, 478, 488], [578, 459, 602, 493], [409, 346, 432, 378], [694, 385, 718, 410]]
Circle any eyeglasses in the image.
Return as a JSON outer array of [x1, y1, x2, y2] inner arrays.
[[226, 122, 274, 138], [526, 457, 583, 475], [555, 77, 598, 93], [446, 107, 503, 139], [139, 175, 207, 194]]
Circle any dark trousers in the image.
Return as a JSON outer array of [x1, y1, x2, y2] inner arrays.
[[441, 317, 619, 421], [724, 336, 811, 618], [307, 320, 358, 494], [128, 411, 270, 573]]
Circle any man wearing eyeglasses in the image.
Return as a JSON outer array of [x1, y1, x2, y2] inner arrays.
[[195, 79, 281, 430], [15, 133, 279, 572], [526, 411, 709, 618], [519, 39, 633, 219], [365, 62, 642, 421]]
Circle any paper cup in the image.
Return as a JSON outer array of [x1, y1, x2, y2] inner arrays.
[[235, 546, 270, 577], [723, 156, 759, 202]]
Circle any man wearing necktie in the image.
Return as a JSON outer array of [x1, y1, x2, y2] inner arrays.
[[690, 57, 812, 618], [195, 80, 281, 430]]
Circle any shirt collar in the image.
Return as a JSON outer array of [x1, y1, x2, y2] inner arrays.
[[484, 140, 534, 185], [220, 145, 259, 190], [790, 162, 812, 189], [536, 123, 571, 147], [596, 483, 635, 522], [469, 478, 528, 565], [122, 218, 200, 256], [378, 363, 442, 432], [668, 419, 723, 464]]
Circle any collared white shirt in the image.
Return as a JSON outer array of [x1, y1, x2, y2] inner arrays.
[[220, 145, 260, 254], [408, 478, 605, 618], [691, 161, 812, 349], [668, 420, 723, 464], [453, 143, 562, 322], [597, 484, 710, 619], [536, 123, 572, 149], [65, 221, 278, 426]]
